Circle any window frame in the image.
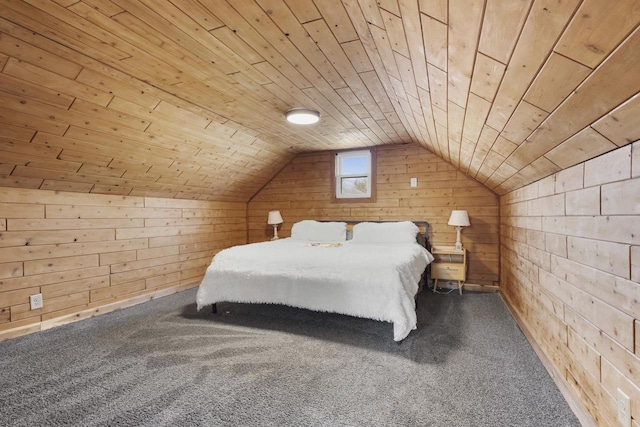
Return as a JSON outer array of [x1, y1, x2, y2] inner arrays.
[[331, 148, 377, 203]]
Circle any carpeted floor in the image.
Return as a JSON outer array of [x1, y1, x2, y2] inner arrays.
[[0, 289, 580, 426]]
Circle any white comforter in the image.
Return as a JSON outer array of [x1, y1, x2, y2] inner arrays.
[[196, 238, 434, 341]]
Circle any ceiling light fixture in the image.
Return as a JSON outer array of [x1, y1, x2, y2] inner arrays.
[[285, 108, 320, 125]]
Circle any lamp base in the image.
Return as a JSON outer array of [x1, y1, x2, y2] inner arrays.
[[455, 226, 463, 250], [271, 224, 280, 241]]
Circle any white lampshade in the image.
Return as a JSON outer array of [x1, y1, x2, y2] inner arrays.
[[285, 108, 320, 125], [267, 210, 283, 225], [448, 210, 470, 227]]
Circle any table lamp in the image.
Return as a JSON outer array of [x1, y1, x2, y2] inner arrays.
[[267, 210, 283, 240], [448, 210, 470, 250]]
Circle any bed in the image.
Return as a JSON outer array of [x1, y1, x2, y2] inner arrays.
[[196, 220, 434, 341]]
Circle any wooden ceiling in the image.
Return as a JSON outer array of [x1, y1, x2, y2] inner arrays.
[[0, 0, 639, 201]]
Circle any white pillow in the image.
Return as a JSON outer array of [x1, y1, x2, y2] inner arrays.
[[290, 220, 347, 242], [351, 221, 418, 244]]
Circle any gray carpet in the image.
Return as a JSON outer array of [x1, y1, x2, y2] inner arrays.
[[0, 289, 580, 426]]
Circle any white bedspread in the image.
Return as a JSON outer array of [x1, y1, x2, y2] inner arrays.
[[196, 238, 434, 341]]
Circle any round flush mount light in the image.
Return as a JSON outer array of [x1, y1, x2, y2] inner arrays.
[[285, 108, 320, 125]]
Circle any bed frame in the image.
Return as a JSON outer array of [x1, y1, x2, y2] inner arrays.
[[210, 220, 432, 314]]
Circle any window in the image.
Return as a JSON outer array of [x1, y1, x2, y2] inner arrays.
[[332, 148, 376, 202]]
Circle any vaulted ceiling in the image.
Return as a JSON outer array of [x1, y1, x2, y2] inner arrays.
[[0, 0, 639, 201]]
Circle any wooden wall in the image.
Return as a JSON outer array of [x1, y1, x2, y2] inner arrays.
[[500, 141, 640, 425], [248, 144, 500, 286], [0, 187, 245, 341]]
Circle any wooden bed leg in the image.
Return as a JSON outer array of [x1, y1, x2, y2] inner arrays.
[[211, 303, 217, 314]]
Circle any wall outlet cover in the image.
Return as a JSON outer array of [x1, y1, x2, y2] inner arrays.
[[618, 388, 631, 427], [30, 293, 43, 310]]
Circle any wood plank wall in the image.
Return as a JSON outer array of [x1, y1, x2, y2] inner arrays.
[[500, 140, 640, 425], [248, 144, 500, 286], [0, 187, 246, 340]]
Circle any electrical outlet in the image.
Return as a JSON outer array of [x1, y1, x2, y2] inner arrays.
[[618, 388, 631, 427], [410, 177, 418, 188], [30, 293, 43, 310]]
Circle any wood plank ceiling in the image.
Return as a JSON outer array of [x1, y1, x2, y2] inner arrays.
[[0, 0, 639, 201]]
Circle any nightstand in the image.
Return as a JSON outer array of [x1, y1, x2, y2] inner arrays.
[[431, 246, 467, 294]]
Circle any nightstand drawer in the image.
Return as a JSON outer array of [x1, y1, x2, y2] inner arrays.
[[432, 263, 465, 280]]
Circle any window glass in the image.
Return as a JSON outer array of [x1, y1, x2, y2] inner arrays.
[[340, 156, 368, 174], [340, 177, 368, 196]]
